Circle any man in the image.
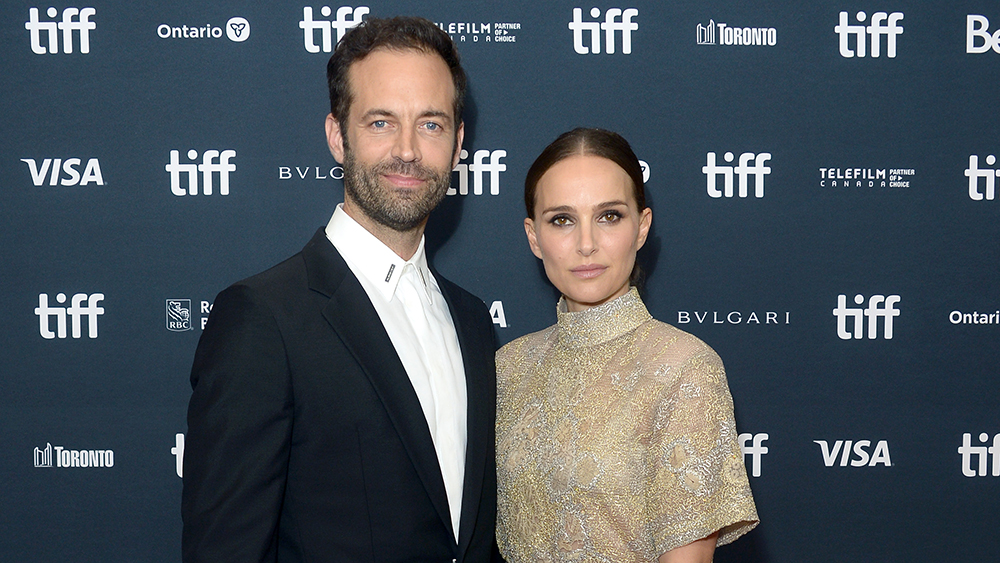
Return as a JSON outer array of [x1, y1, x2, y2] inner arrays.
[[181, 17, 497, 563]]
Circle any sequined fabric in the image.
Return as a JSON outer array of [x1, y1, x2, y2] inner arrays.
[[496, 288, 758, 562]]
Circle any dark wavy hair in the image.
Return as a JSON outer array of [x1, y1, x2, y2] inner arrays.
[[327, 16, 467, 132]]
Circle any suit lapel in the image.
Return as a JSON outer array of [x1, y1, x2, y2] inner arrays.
[[436, 272, 493, 556], [301, 229, 456, 542]]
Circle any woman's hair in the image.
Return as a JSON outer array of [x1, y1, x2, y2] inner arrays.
[[524, 127, 645, 218]]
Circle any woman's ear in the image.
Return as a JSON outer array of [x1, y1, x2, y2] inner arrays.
[[525, 217, 543, 260]]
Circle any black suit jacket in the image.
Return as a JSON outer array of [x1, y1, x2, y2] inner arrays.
[[182, 229, 497, 563]]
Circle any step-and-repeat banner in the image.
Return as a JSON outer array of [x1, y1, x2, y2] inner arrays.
[[2, 1, 997, 561]]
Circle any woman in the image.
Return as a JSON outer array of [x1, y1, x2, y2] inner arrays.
[[496, 128, 758, 563]]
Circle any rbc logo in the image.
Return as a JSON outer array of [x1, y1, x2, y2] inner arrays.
[[834, 11, 904, 58], [739, 433, 768, 477], [569, 7, 638, 55], [166, 149, 237, 196], [21, 158, 104, 186], [965, 154, 999, 201], [832, 294, 900, 340], [299, 6, 369, 53], [25, 7, 95, 54], [35, 292, 104, 339], [166, 299, 193, 332], [958, 433, 1000, 477], [449, 149, 507, 196], [703, 152, 771, 198], [967, 15, 1000, 54], [815, 439, 892, 467]]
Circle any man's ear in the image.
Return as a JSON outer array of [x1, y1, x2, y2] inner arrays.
[[452, 120, 465, 169], [325, 113, 346, 164]]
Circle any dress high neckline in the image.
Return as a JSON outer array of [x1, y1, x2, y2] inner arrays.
[[555, 287, 652, 348]]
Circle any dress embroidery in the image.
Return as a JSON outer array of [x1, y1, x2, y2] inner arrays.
[[496, 288, 758, 562]]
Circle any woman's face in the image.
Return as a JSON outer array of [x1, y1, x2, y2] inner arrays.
[[525, 154, 652, 312]]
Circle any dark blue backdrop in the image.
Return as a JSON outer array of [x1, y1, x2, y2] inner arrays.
[[3, 1, 998, 561]]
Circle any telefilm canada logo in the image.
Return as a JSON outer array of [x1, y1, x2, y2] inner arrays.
[[965, 154, 999, 201], [834, 11, 904, 58], [167, 149, 237, 196], [435, 20, 522, 44], [819, 166, 914, 189], [697, 19, 776, 46], [34, 443, 115, 468], [967, 15, 1000, 54], [21, 157, 105, 186], [702, 151, 771, 198], [958, 433, 999, 477], [25, 7, 95, 54], [300, 5, 368, 53], [166, 299, 213, 331], [157, 16, 250, 42], [832, 294, 900, 340], [569, 7, 638, 54]]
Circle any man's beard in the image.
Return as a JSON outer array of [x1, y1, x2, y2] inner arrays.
[[342, 148, 453, 233]]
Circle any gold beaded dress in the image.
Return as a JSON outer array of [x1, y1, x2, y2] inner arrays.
[[496, 288, 758, 562]]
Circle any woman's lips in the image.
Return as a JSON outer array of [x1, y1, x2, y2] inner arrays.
[[571, 264, 607, 279]]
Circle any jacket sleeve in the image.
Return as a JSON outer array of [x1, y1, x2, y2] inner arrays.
[[181, 283, 293, 563]]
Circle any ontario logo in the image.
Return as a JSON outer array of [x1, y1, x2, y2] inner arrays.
[[157, 17, 251, 42]]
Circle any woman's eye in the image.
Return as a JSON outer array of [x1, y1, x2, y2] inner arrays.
[[550, 216, 571, 226], [599, 211, 622, 223]]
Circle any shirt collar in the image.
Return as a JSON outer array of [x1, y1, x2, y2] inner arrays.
[[325, 204, 433, 302]]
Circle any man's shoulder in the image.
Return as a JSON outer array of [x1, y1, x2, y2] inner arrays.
[[220, 228, 344, 300]]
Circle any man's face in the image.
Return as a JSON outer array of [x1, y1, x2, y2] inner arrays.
[[326, 48, 464, 233]]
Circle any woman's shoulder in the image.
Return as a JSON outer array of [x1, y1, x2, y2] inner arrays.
[[638, 318, 722, 365], [497, 324, 556, 364]]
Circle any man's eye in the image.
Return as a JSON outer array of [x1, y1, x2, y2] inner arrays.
[[372, 120, 387, 128], [424, 122, 440, 131]]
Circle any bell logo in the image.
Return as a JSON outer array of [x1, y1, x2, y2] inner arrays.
[[739, 433, 768, 477], [703, 152, 771, 198], [21, 158, 104, 186], [834, 11, 904, 58], [449, 149, 506, 196], [967, 15, 1000, 54], [815, 440, 892, 467], [832, 294, 900, 340], [25, 7, 95, 54], [299, 6, 369, 53], [569, 7, 638, 55], [166, 149, 237, 196], [35, 293, 104, 339]]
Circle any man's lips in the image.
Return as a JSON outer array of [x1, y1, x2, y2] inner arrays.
[[571, 264, 607, 279], [383, 174, 426, 188]]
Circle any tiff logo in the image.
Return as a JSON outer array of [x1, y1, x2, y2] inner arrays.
[[299, 6, 369, 53], [739, 433, 768, 477], [449, 149, 507, 196], [958, 433, 1000, 477], [965, 154, 1000, 201], [166, 150, 236, 196], [35, 292, 104, 339], [835, 11, 904, 58], [815, 439, 892, 467], [25, 7, 95, 54], [703, 152, 771, 198], [569, 7, 638, 54], [21, 158, 104, 186], [833, 294, 900, 340], [967, 15, 1000, 54]]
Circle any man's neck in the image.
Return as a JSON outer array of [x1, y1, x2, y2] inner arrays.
[[341, 200, 425, 261]]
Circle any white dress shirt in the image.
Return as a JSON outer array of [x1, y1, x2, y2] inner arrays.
[[326, 204, 467, 542]]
